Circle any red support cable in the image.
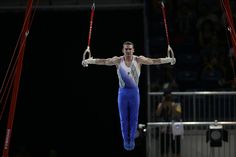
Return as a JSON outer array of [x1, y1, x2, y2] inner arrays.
[[87, 3, 95, 48], [161, 2, 170, 46], [221, 0, 236, 60], [2, 0, 33, 156]]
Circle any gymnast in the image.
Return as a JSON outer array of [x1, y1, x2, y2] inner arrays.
[[82, 41, 176, 151]]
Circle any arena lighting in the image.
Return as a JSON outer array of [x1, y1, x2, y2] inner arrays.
[[206, 121, 228, 147], [138, 124, 146, 132], [135, 124, 146, 138]]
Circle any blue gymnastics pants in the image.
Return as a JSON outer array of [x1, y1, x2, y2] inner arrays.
[[118, 87, 140, 150]]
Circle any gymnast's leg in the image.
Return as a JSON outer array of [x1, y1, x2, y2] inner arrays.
[[128, 88, 140, 149], [118, 88, 140, 151], [118, 88, 130, 150]]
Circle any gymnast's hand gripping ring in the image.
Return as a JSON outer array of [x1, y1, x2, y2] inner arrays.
[[82, 46, 91, 67], [167, 45, 175, 65]]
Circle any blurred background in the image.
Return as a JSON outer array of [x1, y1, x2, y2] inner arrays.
[[0, 0, 235, 157]]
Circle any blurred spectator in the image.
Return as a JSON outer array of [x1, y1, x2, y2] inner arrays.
[[173, 1, 196, 44], [156, 90, 182, 157], [160, 65, 179, 91]]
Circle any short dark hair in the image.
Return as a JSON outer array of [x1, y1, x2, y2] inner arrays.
[[123, 41, 134, 46]]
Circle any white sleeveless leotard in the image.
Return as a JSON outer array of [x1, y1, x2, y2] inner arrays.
[[117, 56, 140, 88]]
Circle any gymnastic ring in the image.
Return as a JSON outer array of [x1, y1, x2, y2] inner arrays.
[[83, 46, 91, 61]]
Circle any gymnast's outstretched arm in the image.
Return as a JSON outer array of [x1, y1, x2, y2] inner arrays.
[[137, 55, 176, 65], [82, 56, 121, 66]]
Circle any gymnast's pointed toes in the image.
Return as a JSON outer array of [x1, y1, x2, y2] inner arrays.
[[124, 141, 135, 151]]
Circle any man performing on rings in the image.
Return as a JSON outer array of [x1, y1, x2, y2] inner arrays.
[[82, 41, 176, 151]]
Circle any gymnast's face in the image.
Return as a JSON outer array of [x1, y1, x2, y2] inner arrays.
[[122, 44, 134, 56]]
